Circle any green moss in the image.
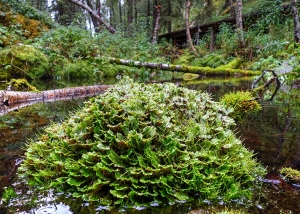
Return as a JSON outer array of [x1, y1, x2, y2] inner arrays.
[[0, 45, 49, 79], [216, 58, 242, 69], [220, 91, 262, 122], [7, 78, 37, 91], [280, 167, 300, 183], [19, 78, 265, 207]]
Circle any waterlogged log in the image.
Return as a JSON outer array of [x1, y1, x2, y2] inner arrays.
[[0, 85, 111, 115], [108, 57, 261, 76]]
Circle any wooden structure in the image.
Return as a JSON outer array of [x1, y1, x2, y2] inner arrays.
[[158, 16, 236, 48]]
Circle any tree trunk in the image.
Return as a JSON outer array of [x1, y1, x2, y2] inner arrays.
[[167, 1, 172, 33], [229, 0, 234, 17], [152, 5, 161, 44], [291, 0, 300, 43], [146, 0, 151, 35], [67, 0, 116, 34], [86, 0, 101, 33], [235, 0, 245, 47], [0, 85, 110, 115], [133, 0, 138, 28], [185, 0, 198, 55], [107, 57, 261, 76], [119, 0, 123, 26], [126, 0, 133, 35]]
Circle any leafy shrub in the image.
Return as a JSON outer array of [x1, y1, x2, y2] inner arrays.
[[20, 78, 265, 207], [220, 91, 262, 122]]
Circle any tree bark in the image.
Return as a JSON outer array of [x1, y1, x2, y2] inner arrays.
[[235, 0, 245, 47], [0, 85, 111, 115], [152, 5, 161, 44], [291, 0, 300, 43], [185, 0, 198, 55], [67, 0, 116, 34]]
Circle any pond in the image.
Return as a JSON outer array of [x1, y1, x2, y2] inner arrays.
[[0, 75, 299, 214]]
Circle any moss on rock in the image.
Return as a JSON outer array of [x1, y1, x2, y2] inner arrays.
[[19, 78, 265, 207]]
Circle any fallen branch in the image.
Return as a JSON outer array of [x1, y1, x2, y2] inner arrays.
[[107, 57, 261, 76]]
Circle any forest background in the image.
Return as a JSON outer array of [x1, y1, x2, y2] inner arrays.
[[0, 0, 300, 84]]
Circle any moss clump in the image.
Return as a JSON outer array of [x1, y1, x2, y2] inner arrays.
[[0, 45, 49, 80], [19, 78, 265, 207], [220, 91, 262, 122], [280, 167, 300, 183], [7, 78, 37, 91]]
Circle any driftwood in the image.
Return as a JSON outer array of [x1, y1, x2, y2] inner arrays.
[[108, 57, 261, 76], [0, 85, 111, 115]]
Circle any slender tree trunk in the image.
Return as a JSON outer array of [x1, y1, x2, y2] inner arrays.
[[185, 0, 197, 55], [152, 5, 161, 44], [235, 0, 245, 47], [210, 25, 217, 52], [167, 1, 172, 33], [133, 0, 138, 29], [153, 0, 158, 33], [67, 0, 116, 34], [119, 0, 123, 26], [126, 0, 133, 35], [146, 0, 151, 35], [229, 0, 234, 17], [291, 0, 300, 43]]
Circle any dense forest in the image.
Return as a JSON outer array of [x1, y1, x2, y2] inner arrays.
[[0, 0, 300, 83], [1, 1, 300, 214]]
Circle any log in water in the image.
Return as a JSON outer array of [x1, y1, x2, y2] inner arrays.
[[0, 85, 111, 115]]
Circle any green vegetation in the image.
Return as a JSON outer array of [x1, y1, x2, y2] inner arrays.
[[220, 91, 262, 122], [2, 187, 18, 203], [19, 78, 265, 207], [7, 78, 37, 91], [0, 44, 49, 79], [280, 167, 300, 183]]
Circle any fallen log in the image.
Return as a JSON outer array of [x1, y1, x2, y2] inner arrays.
[[0, 85, 111, 115], [108, 57, 261, 76]]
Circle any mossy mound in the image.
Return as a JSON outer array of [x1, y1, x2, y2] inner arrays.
[[220, 91, 262, 122], [19, 78, 265, 207], [7, 78, 37, 91], [0, 45, 49, 79]]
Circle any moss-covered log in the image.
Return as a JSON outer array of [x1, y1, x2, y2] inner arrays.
[[0, 85, 110, 115], [108, 57, 261, 76]]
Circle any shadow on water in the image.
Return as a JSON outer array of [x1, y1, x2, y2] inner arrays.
[[0, 76, 300, 213]]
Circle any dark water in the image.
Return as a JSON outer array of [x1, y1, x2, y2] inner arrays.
[[0, 76, 299, 214]]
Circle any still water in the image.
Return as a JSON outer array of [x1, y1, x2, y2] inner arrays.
[[0, 76, 299, 214]]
